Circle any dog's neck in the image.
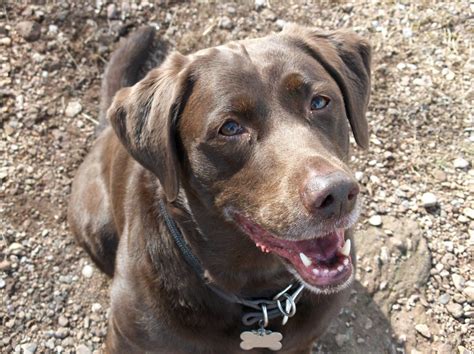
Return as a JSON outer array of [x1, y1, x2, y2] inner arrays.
[[161, 188, 294, 297]]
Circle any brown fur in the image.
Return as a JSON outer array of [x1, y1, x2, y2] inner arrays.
[[68, 24, 371, 353]]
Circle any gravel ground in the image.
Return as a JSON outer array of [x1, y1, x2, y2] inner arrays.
[[1, 1, 472, 353]]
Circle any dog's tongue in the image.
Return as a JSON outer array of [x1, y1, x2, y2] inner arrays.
[[293, 231, 341, 262]]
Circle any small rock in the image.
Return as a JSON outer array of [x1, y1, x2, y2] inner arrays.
[[107, 3, 119, 19], [16, 21, 41, 42], [91, 303, 102, 312], [275, 19, 287, 30], [65, 101, 82, 118], [368, 215, 382, 227], [335, 333, 349, 347], [438, 293, 450, 305], [58, 316, 69, 327], [76, 344, 92, 354], [415, 324, 431, 338], [452, 274, 465, 291], [54, 327, 69, 339], [0, 37, 11, 46], [8, 242, 23, 254], [453, 158, 470, 169], [20, 342, 37, 353], [255, 0, 266, 10], [355, 171, 364, 181], [463, 287, 474, 301], [82, 264, 93, 278], [463, 208, 474, 220], [421, 192, 437, 208], [446, 303, 464, 318], [218, 16, 233, 30]]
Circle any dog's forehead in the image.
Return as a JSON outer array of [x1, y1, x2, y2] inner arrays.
[[190, 35, 335, 97]]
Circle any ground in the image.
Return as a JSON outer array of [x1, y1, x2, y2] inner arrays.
[[0, 1, 472, 353]]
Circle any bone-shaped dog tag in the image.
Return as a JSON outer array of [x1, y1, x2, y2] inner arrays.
[[240, 330, 283, 351]]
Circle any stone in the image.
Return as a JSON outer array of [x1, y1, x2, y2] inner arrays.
[[453, 158, 470, 169], [368, 215, 382, 226], [335, 333, 349, 347], [421, 192, 437, 208], [54, 327, 69, 339], [463, 287, 474, 301], [463, 208, 474, 220], [0, 277, 4, 289], [58, 316, 69, 327], [107, 3, 118, 19], [76, 344, 92, 354], [91, 303, 102, 312], [415, 324, 431, 338], [255, 0, 266, 10], [452, 274, 465, 291], [82, 264, 93, 278], [355, 171, 364, 181], [446, 303, 463, 318], [65, 101, 82, 117], [20, 342, 37, 353], [438, 293, 450, 305], [218, 16, 233, 30], [16, 21, 41, 42]]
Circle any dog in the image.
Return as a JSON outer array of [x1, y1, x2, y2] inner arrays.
[[68, 23, 371, 353]]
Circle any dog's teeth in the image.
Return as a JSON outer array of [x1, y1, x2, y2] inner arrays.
[[340, 239, 351, 257], [299, 252, 312, 267], [312, 268, 320, 275], [323, 269, 329, 274], [343, 258, 349, 266], [337, 265, 344, 272]]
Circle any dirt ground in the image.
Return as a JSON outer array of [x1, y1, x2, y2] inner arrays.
[[1, 1, 472, 353]]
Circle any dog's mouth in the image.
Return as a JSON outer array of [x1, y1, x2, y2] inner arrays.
[[232, 213, 353, 292]]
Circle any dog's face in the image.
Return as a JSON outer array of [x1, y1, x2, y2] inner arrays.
[[108, 25, 371, 294]]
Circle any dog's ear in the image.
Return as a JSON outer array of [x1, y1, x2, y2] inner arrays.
[[283, 25, 372, 149], [108, 52, 192, 202]]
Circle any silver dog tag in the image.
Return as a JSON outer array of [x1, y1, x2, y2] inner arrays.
[[240, 329, 283, 351]]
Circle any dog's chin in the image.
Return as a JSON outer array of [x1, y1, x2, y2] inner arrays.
[[228, 211, 356, 293], [287, 265, 354, 295]]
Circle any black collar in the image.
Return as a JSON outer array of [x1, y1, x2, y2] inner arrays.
[[158, 199, 305, 327]]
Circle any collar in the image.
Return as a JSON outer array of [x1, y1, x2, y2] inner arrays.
[[158, 199, 305, 327]]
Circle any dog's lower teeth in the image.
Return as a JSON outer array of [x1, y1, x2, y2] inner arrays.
[[343, 258, 349, 266], [323, 269, 329, 274], [337, 265, 344, 272], [312, 268, 320, 275]]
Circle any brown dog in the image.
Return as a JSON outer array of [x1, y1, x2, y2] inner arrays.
[[68, 24, 371, 353]]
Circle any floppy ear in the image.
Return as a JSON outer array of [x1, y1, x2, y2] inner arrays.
[[283, 25, 372, 149], [107, 52, 192, 202]]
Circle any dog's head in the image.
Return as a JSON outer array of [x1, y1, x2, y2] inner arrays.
[[108, 24, 371, 294]]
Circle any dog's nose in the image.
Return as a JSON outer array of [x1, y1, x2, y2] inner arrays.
[[301, 171, 359, 219]]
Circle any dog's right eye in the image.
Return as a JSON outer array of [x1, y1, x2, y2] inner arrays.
[[219, 120, 244, 136]]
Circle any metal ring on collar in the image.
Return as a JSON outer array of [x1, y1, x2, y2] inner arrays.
[[260, 303, 269, 328], [276, 293, 297, 318]]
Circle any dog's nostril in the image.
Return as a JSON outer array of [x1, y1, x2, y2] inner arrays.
[[319, 194, 334, 209]]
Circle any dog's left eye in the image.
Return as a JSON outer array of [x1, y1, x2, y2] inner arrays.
[[219, 120, 244, 136], [310, 95, 330, 110]]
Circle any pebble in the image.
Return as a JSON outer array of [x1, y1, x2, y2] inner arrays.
[[20, 342, 37, 353], [65, 101, 82, 118], [453, 158, 470, 169], [58, 315, 69, 327], [421, 192, 437, 208], [0, 277, 4, 289], [91, 303, 102, 312], [463, 208, 474, 220], [218, 16, 234, 30], [54, 327, 69, 339], [452, 274, 465, 291], [415, 324, 431, 338], [438, 293, 450, 305], [368, 215, 382, 226], [335, 333, 349, 347], [255, 0, 266, 10], [107, 3, 118, 19], [446, 303, 464, 318], [355, 171, 364, 181], [275, 19, 287, 30], [76, 344, 92, 354], [463, 287, 474, 301], [82, 264, 93, 278], [0, 37, 11, 46], [16, 21, 41, 42]]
